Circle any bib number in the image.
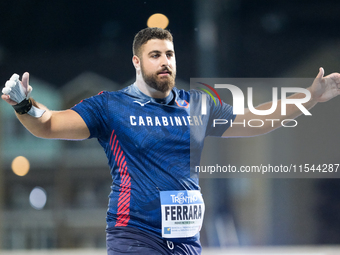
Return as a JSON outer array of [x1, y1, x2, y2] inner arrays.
[[160, 190, 205, 238]]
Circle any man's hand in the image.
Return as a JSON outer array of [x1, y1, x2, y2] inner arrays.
[[2, 72, 45, 117], [1, 72, 32, 105], [310, 67, 340, 103]]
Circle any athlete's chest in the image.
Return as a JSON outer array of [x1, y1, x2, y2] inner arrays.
[[105, 95, 206, 151]]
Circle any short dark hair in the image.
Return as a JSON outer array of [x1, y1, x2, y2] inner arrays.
[[133, 27, 173, 58]]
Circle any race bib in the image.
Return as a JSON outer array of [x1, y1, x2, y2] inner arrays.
[[160, 190, 205, 238]]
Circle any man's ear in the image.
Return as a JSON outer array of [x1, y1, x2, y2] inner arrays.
[[132, 55, 140, 70]]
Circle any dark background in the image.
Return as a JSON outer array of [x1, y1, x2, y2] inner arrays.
[[1, 0, 340, 249], [1, 0, 340, 87]]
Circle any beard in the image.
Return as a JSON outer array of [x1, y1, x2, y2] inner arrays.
[[141, 64, 176, 93]]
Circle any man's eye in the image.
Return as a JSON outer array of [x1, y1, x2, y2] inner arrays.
[[152, 54, 160, 58]]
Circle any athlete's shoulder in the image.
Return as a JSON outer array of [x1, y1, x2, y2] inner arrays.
[[81, 90, 113, 105], [88, 90, 112, 99], [186, 88, 205, 102], [173, 87, 197, 102], [95, 84, 136, 96], [172, 88, 207, 105], [92, 87, 132, 101]]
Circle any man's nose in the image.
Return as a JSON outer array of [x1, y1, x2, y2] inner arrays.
[[160, 55, 171, 66]]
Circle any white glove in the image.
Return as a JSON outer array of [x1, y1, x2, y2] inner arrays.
[[2, 73, 45, 117], [2, 74, 32, 102]]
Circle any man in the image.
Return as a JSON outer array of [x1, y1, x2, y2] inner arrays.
[[2, 27, 340, 254]]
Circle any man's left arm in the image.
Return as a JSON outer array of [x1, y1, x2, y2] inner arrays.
[[222, 68, 340, 137]]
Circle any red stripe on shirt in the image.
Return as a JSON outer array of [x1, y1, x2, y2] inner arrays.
[[109, 130, 131, 227]]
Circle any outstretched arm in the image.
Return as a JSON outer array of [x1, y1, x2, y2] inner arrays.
[[1, 72, 90, 140], [222, 68, 340, 137]]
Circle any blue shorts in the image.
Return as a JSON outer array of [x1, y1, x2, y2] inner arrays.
[[106, 226, 202, 255]]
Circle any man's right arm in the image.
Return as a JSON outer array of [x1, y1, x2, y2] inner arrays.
[[2, 96, 90, 140], [1, 72, 90, 140], [21, 103, 90, 140]]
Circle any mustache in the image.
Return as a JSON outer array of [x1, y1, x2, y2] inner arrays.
[[157, 67, 173, 75]]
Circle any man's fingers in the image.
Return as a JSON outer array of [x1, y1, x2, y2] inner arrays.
[[316, 67, 324, 80], [21, 72, 30, 91], [1, 94, 18, 105], [1, 94, 9, 100]]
